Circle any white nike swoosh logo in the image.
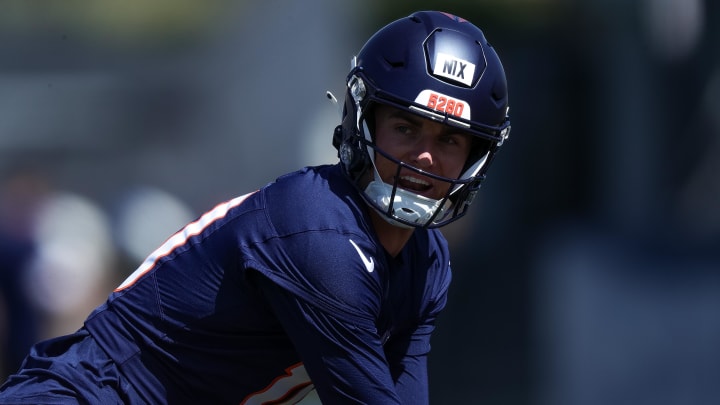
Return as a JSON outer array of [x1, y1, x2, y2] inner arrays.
[[349, 239, 374, 273]]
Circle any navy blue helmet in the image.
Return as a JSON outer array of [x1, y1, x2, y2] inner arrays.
[[333, 10, 511, 228]]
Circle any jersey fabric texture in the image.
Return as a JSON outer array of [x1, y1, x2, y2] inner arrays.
[[0, 164, 452, 404]]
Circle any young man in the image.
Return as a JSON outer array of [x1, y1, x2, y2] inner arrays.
[[0, 10, 510, 404]]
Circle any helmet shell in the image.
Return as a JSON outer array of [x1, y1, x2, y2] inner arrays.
[[355, 11, 509, 132]]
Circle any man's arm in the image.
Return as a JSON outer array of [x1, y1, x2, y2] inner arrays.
[[383, 318, 437, 404], [255, 274, 402, 404], [390, 351, 430, 404]]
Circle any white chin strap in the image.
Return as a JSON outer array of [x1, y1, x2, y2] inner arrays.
[[364, 174, 450, 228]]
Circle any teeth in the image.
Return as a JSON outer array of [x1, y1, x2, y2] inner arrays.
[[400, 176, 430, 186]]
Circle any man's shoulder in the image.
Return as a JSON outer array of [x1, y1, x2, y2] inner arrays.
[[269, 164, 343, 191], [261, 165, 367, 235]]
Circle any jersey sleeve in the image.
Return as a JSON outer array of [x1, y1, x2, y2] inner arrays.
[[243, 230, 450, 404], [242, 229, 385, 329], [242, 227, 401, 401], [384, 291, 446, 405], [253, 273, 403, 404], [384, 229, 452, 404]]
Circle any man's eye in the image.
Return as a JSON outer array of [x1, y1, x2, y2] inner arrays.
[[396, 125, 412, 134], [439, 135, 458, 145]]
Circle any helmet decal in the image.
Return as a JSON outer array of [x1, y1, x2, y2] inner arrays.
[[424, 28, 487, 89], [432, 52, 476, 87], [414, 90, 470, 120]]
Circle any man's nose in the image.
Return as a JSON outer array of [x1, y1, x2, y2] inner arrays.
[[410, 138, 435, 168]]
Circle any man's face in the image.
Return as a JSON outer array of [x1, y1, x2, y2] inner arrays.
[[371, 104, 473, 200]]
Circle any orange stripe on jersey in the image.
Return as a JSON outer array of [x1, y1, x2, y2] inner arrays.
[[240, 363, 314, 405], [114, 191, 257, 292]]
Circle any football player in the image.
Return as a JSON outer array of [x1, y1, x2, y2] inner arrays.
[[0, 10, 510, 404]]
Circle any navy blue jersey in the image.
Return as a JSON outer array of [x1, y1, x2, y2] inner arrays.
[[81, 164, 451, 404]]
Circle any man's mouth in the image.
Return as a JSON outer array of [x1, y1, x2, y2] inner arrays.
[[397, 175, 432, 193]]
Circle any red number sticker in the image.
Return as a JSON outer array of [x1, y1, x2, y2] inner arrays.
[[425, 92, 465, 118]]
